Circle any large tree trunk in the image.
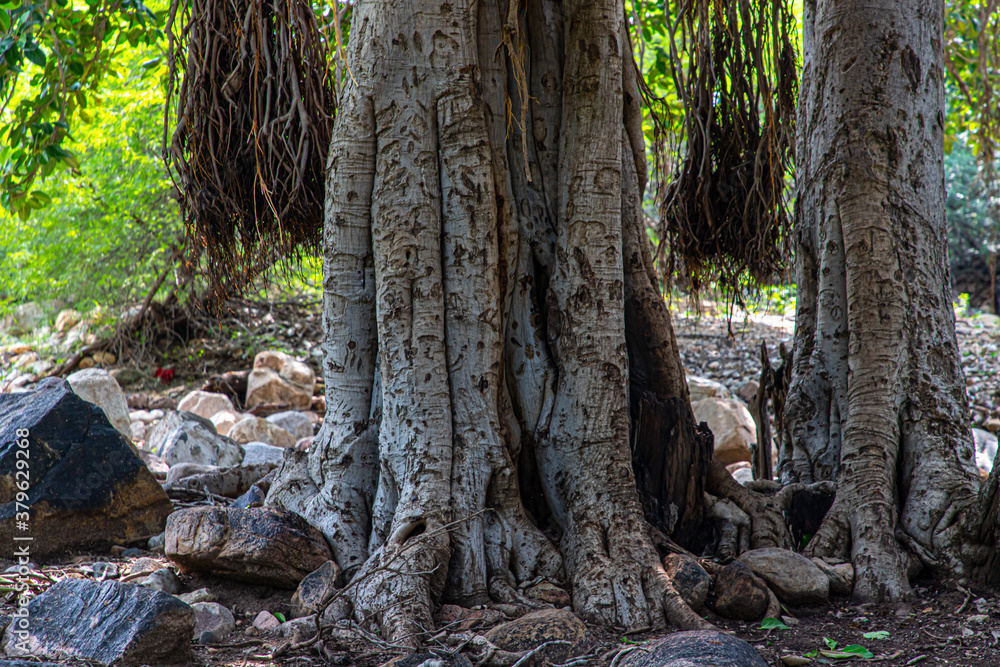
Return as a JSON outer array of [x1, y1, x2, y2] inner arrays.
[[266, 0, 713, 644], [783, 0, 988, 601]]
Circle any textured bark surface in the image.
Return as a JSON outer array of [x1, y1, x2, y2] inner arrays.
[[783, 0, 986, 600], [267, 0, 713, 643]]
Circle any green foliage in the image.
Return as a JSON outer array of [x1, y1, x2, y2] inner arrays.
[[0, 0, 162, 220], [0, 42, 181, 316], [760, 617, 790, 630]]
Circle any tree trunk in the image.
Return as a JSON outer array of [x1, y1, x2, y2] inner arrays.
[[783, 0, 987, 601], [266, 0, 713, 643]]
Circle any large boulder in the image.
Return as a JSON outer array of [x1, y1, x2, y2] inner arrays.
[[245, 351, 315, 410], [712, 561, 769, 621], [621, 631, 767, 667], [485, 609, 589, 666], [738, 547, 829, 605], [165, 506, 333, 588], [67, 367, 133, 440], [692, 398, 755, 465], [0, 379, 172, 557], [145, 411, 244, 467], [177, 390, 235, 421], [1, 578, 194, 666], [229, 415, 296, 448]]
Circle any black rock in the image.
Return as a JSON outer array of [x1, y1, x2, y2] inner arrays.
[[1, 578, 194, 666], [122, 548, 145, 558], [663, 554, 711, 612], [621, 631, 768, 667], [230, 483, 267, 509], [0, 379, 172, 557]]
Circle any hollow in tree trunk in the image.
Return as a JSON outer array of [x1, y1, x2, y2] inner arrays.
[[265, 0, 715, 644]]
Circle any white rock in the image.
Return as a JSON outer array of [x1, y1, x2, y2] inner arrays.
[[146, 411, 244, 467], [229, 415, 296, 448], [191, 602, 236, 642], [139, 568, 182, 595], [210, 410, 241, 437], [242, 442, 285, 466], [692, 398, 756, 466], [55, 309, 81, 332], [267, 411, 313, 440], [130, 410, 155, 424], [687, 375, 732, 402], [245, 368, 312, 410], [177, 390, 235, 421], [974, 428, 998, 473], [131, 421, 146, 441], [67, 368, 132, 439]]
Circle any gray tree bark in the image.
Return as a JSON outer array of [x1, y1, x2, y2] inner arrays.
[[266, 0, 713, 643], [783, 0, 990, 601]]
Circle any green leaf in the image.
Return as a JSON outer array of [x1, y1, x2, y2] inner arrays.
[[823, 637, 837, 650], [273, 611, 286, 623], [841, 645, 874, 659], [862, 631, 890, 640], [22, 41, 46, 68], [761, 617, 790, 630]]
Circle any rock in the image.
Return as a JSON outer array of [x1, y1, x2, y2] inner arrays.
[[712, 561, 770, 621], [93, 351, 116, 365], [438, 605, 505, 631], [9, 302, 44, 334], [242, 441, 285, 466], [92, 562, 120, 579], [67, 367, 133, 439], [210, 410, 241, 437], [692, 398, 756, 465], [231, 484, 267, 509], [384, 655, 473, 667], [663, 554, 710, 612], [485, 609, 589, 666], [148, 533, 165, 552], [621, 631, 768, 667], [0, 379, 172, 556], [78, 356, 96, 369], [177, 390, 235, 421], [131, 420, 146, 441], [296, 436, 314, 451], [246, 367, 312, 411], [687, 375, 732, 401], [140, 568, 182, 595], [165, 506, 333, 588], [252, 610, 281, 631], [1, 578, 193, 666], [738, 380, 760, 403], [122, 547, 144, 558], [974, 428, 998, 474], [146, 411, 244, 467], [290, 560, 340, 618], [191, 602, 236, 642], [229, 415, 296, 448], [55, 309, 81, 332], [130, 557, 166, 577], [525, 581, 572, 607], [140, 451, 169, 478], [167, 463, 275, 498], [111, 368, 144, 386], [738, 548, 829, 605], [178, 588, 216, 605], [810, 558, 854, 596], [267, 410, 314, 440], [167, 462, 219, 485]]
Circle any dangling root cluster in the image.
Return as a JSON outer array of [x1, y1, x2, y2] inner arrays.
[[656, 0, 797, 292], [165, 0, 335, 289]]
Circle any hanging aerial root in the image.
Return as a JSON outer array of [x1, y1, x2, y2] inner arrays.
[[654, 0, 797, 292], [165, 0, 335, 290]]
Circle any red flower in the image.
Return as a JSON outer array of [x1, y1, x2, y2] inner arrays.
[[153, 367, 175, 384]]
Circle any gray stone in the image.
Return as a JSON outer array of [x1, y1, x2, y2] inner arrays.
[[242, 441, 286, 466], [146, 411, 244, 467], [291, 560, 340, 618], [663, 554, 710, 613], [229, 415, 296, 448], [166, 463, 275, 498], [67, 367, 133, 439], [148, 533, 165, 552], [0, 379, 172, 557], [140, 568, 182, 595], [165, 506, 333, 588], [485, 609, 589, 667], [738, 547, 829, 605], [267, 410, 314, 440], [177, 588, 216, 605], [191, 602, 236, 642], [1, 578, 193, 666], [621, 631, 767, 667], [974, 428, 998, 474]]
